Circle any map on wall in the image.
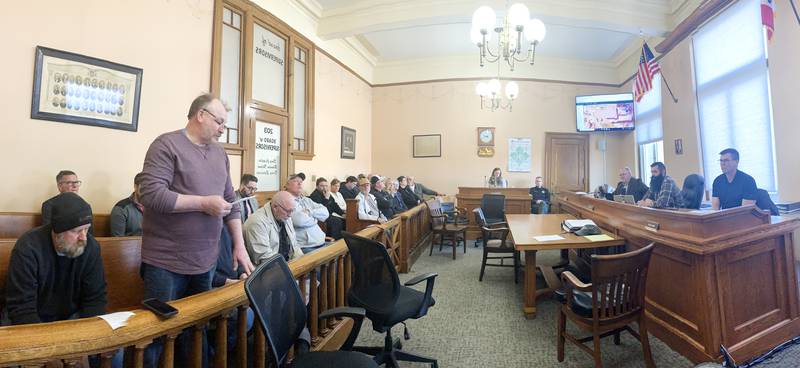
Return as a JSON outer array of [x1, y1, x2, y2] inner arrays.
[[508, 138, 532, 172]]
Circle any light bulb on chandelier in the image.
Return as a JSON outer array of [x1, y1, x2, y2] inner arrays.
[[476, 79, 519, 112], [470, 3, 546, 71]]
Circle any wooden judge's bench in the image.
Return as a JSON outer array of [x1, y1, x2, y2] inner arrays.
[[555, 191, 800, 364], [455, 187, 531, 239]]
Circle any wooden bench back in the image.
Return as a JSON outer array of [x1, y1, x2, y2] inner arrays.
[[345, 198, 380, 233], [0, 236, 143, 318], [0, 212, 111, 238]]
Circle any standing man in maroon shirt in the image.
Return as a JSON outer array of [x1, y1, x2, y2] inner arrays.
[[138, 93, 255, 365]]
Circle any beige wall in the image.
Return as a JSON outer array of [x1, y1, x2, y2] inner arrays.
[[371, 80, 626, 195], [294, 52, 373, 193], [0, 0, 214, 213]]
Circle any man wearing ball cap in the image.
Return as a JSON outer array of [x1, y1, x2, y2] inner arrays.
[[5, 192, 107, 325]]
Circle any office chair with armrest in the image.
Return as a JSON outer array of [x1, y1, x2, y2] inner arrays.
[[755, 188, 780, 216], [425, 200, 467, 259], [475, 208, 520, 283], [557, 243, 657, 368], [342, 232, 439, 368], [245, 254, 377, 368]]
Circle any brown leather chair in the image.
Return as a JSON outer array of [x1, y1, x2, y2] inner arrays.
[[474, 208, 520, 283], [557, 243, 656, 368], [424, 200, 466, 260]]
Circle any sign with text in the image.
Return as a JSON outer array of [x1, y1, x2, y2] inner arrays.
[[254, 121, 281, 191], [252, 24, 285, 108]]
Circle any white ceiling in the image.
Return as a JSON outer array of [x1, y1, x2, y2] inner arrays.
[[303, 0, 701, 83]]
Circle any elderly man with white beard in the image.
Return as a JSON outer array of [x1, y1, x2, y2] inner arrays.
[[5, 192, 108, 325]]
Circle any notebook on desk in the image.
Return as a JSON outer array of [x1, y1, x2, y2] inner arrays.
[[613, 195, 635, 204]]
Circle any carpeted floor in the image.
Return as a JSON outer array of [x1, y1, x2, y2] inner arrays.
[[353, 241, 800, 368]]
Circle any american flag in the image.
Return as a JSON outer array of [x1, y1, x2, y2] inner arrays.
[[634, 42, 661, 103]]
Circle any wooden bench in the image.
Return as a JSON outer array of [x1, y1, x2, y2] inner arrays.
[[344, 198, 380, 233], [0, 236, 143, 319], [0, 212, 111, 238]]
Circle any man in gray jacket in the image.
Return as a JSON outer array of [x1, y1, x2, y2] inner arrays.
[[110, 173, 144, 236], [408, 176, 441, 199], [242, 191, 305, 265]]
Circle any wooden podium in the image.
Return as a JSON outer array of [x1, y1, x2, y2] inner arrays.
[[556, 191, 800, 364], [455, 187, 531, 239]]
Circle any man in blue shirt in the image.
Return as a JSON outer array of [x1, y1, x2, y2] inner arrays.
[[712, 148, 757, 210]]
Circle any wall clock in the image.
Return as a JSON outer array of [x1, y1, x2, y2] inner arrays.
[[477, 127, 495, 146]]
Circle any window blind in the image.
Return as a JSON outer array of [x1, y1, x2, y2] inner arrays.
[[635, 74, 663, 144]]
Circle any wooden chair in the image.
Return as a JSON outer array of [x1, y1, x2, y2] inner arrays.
[[474, 208, 520, 283], [557, 243, 656, 368], [425, 199, 466, 260]]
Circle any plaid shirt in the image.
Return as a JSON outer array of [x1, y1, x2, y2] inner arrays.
[[644, 175, 683, 209]]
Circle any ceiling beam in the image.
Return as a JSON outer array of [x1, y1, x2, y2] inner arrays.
[[317, 0, 674, 40]]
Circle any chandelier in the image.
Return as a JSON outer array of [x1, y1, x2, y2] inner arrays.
[[476, 78, 519, 112], [470, 3, 546, 71]]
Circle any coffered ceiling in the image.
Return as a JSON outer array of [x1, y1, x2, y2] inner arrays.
[[292, 0, 702, 84]]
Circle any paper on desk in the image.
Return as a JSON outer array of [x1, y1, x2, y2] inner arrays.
[[584, 234, 614, 242], [533, 235, 565, 242], [99, 311, 135, 330]]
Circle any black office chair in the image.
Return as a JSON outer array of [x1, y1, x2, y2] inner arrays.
[[476, 193, 505, 247], [680, 174, 705, 209], [342, 232, 439, 368], [755, 188, 780, 216], [244, 254, 377, 368]]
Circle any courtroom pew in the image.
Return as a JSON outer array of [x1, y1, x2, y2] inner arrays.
[[344, 198, 380, 233], [0, 236, 143, 318], [0, 212, 112, 238]]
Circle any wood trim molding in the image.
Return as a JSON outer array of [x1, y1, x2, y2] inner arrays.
[[372, 76, 621, 89]]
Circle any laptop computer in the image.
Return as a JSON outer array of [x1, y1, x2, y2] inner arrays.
[[613, 195, 636, 204]]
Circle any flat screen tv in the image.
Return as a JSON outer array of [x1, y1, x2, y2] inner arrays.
[[575, 93, 635, 132]]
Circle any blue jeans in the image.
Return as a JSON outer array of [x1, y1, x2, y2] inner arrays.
[[140, 263, 215, 368], [531, 201, 550, 214]]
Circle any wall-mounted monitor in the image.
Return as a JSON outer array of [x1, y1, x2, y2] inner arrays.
[[575, 93, 635, 132]]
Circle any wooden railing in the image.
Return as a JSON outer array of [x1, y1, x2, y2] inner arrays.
[[0, 226, 388, 367]]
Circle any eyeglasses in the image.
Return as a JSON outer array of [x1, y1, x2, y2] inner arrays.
[[201, 108, 225, 126], [245, 185, 258, 191], [274, 202, 294, 214], [59, 180, 82, 186], [719, 159, 735, 163]]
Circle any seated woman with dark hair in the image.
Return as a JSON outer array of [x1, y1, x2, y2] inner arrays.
[[680, 174, 705, 210]]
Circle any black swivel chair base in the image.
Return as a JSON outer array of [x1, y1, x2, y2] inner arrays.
[[354, 328, 438, 368]]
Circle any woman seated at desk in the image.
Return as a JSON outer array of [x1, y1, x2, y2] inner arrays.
[[488, 167, 508, 188]]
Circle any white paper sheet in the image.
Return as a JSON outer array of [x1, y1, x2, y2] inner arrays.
[[99, 311, 135, 330], [533, 235, 565, 242]]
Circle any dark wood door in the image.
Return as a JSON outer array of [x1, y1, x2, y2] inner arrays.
[[545, 132, 589, 194]]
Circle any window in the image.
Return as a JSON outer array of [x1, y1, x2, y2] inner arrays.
[[692, 0, 776, 192], [635, 73, 663, 185], [218, 6, 243, 145]]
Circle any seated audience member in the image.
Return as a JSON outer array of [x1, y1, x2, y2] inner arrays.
[[339, 176, 359, 199], [357, 173, 366, 180], [488, 167, 509, 188], [397, 176, 421, 209], [309, 177, 345, 239], [285, 174, 330, 250], [370, 176, 396, 219], [606, 167, 649, 203], [680, 174, 705, 210], [242, 191, 305, 265], [387, 179, 408, 214], [408, 176, 441, 198], [5, 192, 107, 325], [712, 148, 757, 210], [236, 174, 259, 223], [110, 172, 145, 236], [41, 170, 85, 225], [529, 176, 551, 214], [638, 162, 683, 209], [356, 178, 387, 223], [329, 178, 348, 213]]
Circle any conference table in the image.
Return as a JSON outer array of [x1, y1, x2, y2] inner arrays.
[[506, 214, 625, 319]]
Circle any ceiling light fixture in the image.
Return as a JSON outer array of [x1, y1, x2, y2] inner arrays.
[[476, 78, 519, 112], [470, 3, 546, 71]]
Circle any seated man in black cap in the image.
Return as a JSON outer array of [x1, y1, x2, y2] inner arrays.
[[5, 192, 108, 325]]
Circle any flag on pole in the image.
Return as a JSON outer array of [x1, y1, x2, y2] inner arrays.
[[634, 42, 661, 103], [762, 0, 775, 41]]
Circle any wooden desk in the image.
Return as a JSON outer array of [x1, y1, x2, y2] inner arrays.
[[556, 192, 800, 364], [506, 214, 624, 319], [456, 187, 531, 239]]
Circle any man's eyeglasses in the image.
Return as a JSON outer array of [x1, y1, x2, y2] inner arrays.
[[719, 159, 735, 163], [275, 202, 295, 213], [59, 180, 82, 186], [201, 108, 225, 126], [245, 185, 258, 191]]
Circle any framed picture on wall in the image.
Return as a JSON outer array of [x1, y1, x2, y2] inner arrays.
[[413, 134, 441, 158], [30, 46, 143, 132], [341, 126, 356, 159]]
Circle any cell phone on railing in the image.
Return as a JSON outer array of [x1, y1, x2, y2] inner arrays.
[[142, 298, 178, 319]]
